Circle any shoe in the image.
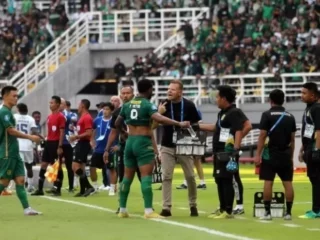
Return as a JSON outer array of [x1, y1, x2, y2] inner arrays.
[[197, 184, 206, 189], [208, 208, 221, 218], [176, 184, 187, 189], [1, 189, 13, 196], [74, 192, 84, 197], [24, 207, 42, 216], [68, 189, 75, 193], [51, 191, 61, 197], [103, 186, 111, 191], [299, 210, 320, 219], [27, 186, 35, 193], [190, 207, 199, 217], [159, 209, 172, 217], [83, 188, 96, 197], [214, 212, 234, 219], [233, 208, 245, 215], [109, 189, 116, 196], [144, 212, 164, 219], [45, 187, 56, 194], [31, 190, 44, 196], [115, 207, 120, 214], [284, 213, 292, 220], [118, 212, 129, 218], [259, 213, 272, 220]]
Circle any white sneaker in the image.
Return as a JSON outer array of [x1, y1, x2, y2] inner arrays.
[[27, 186, 35, 193], [259, 213, 272, 221], [24, 207, 42, 216], [98, 185, 106, 191], [109, 189, 115, 196], [103, 186, 111, 191]]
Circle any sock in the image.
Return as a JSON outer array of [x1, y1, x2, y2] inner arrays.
[[27, 178, 33, 187], [92, 181, 98, 190], [83, 176, 93, 189], [16, 184, 29, 209], [120, 207, 127, 213], [264, 201, 271, 215], [0, 183, 5, 195], [110, 184, 116, 191], [183, 179, 187, 186], [56, 169, 64, 192], [141, 176, 153, 208], [144, 208, 153, 214], [200, 179, 205, 185], [75, 169, 85, 194], [38, 168, 46, 191], [286, 202, 293, 215], [119, 177, 133, 208]]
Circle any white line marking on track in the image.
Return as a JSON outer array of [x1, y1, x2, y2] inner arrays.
[[42, 196, 259, 240], [282, 224, 301, 228], [307, 228, 320, 231], [256, 220, 272, 224]]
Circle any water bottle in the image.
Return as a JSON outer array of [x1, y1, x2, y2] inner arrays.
[[187, 127, 197, 138], [67, 131, 78, 148]]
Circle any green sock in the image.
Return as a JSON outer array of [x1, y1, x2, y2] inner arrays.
[[0, 183, 5, 195], [141, 176, 153, 208], [16, 184, 29, 209], [119, 177, 133, 208]]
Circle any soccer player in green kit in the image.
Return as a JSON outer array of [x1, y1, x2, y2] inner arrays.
[[0, 86, 42, 215], [115, 79, 190, 219]]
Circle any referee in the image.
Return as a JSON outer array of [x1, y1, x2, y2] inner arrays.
[[255, 89, 296, 221], [32, 96, 66, 196], [196, 85, 248, 219], [299, 82, 320, 219]]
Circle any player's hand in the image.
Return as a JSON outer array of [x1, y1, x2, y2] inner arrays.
[[179, 121, 190, 128], [158, 101, 167, 114], [69, 135, 77, 143], [254, 156, 261, 166], [57, 146, 63, 156], [110, 145, 119, 153], [103, 151, 109, 164], [298, 151, 305, 163], [90, 141, 96, 149], [155, 154, 161, 163], [29, 135, 41, 144]]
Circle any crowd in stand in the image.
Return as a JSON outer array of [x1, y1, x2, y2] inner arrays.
[[123, 0, 320, 82]]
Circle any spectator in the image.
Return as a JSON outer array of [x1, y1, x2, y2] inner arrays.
[[113, 58, 126, 82]]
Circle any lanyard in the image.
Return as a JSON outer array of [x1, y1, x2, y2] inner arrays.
[[99, 117, 111, 138], [218, 114, 222, 128], [268, 112, 285, 135], [170, 99, 184, 122]]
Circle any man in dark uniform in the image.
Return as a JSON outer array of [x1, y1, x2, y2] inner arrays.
[[299, 82, 320, 219], [255, 89, 296, 221], [195, 85, 248, 219]]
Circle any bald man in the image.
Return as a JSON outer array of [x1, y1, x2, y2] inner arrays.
[[110, 96, 121, 109]]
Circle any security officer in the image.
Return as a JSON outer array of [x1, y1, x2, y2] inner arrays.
[[255, 89, 296, 221], [299, 82, 320, 219]]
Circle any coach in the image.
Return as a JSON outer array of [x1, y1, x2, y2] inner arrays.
[[158, 80, 201, 217], [299, 82, 320, 219]]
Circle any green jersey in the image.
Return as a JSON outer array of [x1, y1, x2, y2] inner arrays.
[[120, 96, 157, 126], [0, 105, 19, 159]]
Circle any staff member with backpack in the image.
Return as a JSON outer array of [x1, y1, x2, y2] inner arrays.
[[255, 89, 296, 221]]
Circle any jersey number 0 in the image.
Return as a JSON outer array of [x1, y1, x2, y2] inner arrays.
[[130, 109, 138, 120]]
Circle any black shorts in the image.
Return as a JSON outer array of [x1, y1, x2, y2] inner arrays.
[[74, 141, 91, 164], [90, 152, 105, 169], [259, 161, 293, 182], [42, 141, 59, 164]]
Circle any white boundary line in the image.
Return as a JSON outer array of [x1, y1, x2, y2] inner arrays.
[[42, 196, 260, 240]]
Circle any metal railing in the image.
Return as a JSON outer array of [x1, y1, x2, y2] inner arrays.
[[120, 73, 320, 106]]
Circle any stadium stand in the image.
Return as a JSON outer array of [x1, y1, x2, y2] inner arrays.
[[126, 0, 320, 80]]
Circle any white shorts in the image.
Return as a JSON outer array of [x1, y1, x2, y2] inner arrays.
[[19, 151, 34, 164]]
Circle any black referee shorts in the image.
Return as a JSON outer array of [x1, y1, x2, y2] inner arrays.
[[42, 141, 59, 164], [90, 152, 105, 169], [74, 141, 91, 164]]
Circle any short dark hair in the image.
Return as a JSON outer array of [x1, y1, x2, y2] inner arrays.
[[17, 103, 28, 114], [32, 111, 41, 116], [121, 85, 134, 93], [66, 101, 71, 107], [51, 96, 61, 105], [269, 89, 285, 105], [81, 99, 90, 110], [170, 80, 184, 90], [1, 86, 17, 97], [104, 102, 115, 111], [137, 79, 153, 94], [302, 82, 319, 96], [217, 85, 236, 103]]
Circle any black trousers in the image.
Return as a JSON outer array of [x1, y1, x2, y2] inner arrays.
[[309, 175, 320, 213], [215, 177, 235, 214], [63, 144, 74, 190], [233, 171, 244, 205]]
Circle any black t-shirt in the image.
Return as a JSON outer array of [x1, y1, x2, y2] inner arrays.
[[302, 102, 320, 150], [161, 98, 201, 148], [212, 105, 247, 153], [259, 106, 296, 162], [110, 107, 126, 146]]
